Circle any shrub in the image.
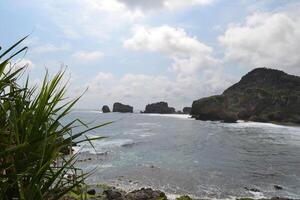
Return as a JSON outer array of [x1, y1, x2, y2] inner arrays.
[[0, 37, 109, 200]]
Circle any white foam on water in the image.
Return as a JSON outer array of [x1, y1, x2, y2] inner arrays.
[[123, 128, 152, 135], [140, 132, 155, 137], [72, 109, 100, 114], [78, 138, 137, 154], [166, 193, 241, 200], [248, 191, 265, 199], [234, 120, 300, 129], [166, 193, 180, 200], [100, 164, 113, 169], [144, 113, 191, 119], [137, 122, 160, 126], [95, 138, 135, 148], [223, 121, 300, 137]]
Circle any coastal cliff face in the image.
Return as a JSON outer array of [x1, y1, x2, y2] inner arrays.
[[143, 102, 175, 114], [191, 68, 300, 123], [113, 102, 133, 113]]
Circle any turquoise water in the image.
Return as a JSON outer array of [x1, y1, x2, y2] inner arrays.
[[66, 111, 300, 199]]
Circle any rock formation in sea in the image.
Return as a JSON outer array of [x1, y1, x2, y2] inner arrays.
[[102, 105, 110, 113], [113, 102, 133, 113], [143, 102, 175, 114], [191, 68, 300, 123], [183, 107, 192, 114]]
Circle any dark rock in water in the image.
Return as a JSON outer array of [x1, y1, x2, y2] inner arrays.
[[102, 105, 110, 113], [143, 102, 176, 114], [183, 107, 192, 114], [113, 102, 133, 113], [125, 188, 167, 200], [169, 107, 175, 113], [274, 185, 283, 190], [121, 142, 137, 148], [271, 198, 293, 200], [244, 186, 261, 192], [191, 68, 300, 124], [87, 189, 96, 195], [104, 188, 125, 200]]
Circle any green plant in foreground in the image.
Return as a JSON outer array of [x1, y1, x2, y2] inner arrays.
[[176, 195, 193, 200], [0, 37, 110, 200]]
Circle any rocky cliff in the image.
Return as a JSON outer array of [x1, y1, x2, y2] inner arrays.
[[191, 68, 300, 123], [143, 102, 175, 114], [113, 102, 133, 113]]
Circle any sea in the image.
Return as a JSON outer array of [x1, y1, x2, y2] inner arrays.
[[64, 111, 300, 199]]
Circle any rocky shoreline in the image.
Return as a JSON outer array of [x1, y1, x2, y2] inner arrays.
[[64, 183, 295, 200]]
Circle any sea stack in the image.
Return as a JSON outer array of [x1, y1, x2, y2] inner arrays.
[[191, 68, 300, 124], [183, 107, 192, 114], [102, 105, 110, 113], [113, 102, 133, 113], [143, 102, 175, 114]]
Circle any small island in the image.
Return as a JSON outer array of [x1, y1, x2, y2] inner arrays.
[[142, 102, 175, 114], [183, 107, 191, 114], [113, 102, 133, 113], [102, 105, 111, 113]]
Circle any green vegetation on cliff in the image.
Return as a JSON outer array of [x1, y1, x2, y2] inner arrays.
[[191, 68, 300, 124]]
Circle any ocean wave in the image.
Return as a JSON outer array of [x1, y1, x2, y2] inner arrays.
[[136, 122, 161, 127], [123, 128, 156, 138], [95, 138, 136, 148], [234, 121, 300, 129], [72, 109, 100, 113], [140, 133, 155, 137], [78, 138, 137, 153], [144, 114, 191, 119], [123, 128, 152, 135]]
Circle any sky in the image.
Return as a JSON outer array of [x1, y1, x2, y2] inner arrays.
[[1, 0, 300, 111]]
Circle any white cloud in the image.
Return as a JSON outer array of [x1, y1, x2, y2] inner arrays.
[[124, 25, 219, 75], [219, 12, 300, 75], [72, 51, 104, 62], [37, 0, 144, 40], [32, 43, 70, 54], [73, 68, 235, 110], [31, 0, 214, 41], [163, 0, 214, 10], [117, 0, 214, 11], [61, 26, 82, 40]]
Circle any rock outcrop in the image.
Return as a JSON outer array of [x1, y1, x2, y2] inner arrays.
[[113, 102, 133, 113], [191, 68, 300, 123], [101, 188, 167, 200], [183, 107, 192, 114], [143, 102, 175, 114], [64, 184, 295, 200], [102, 105, 110, 113], [125, 188, 167, 200]]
